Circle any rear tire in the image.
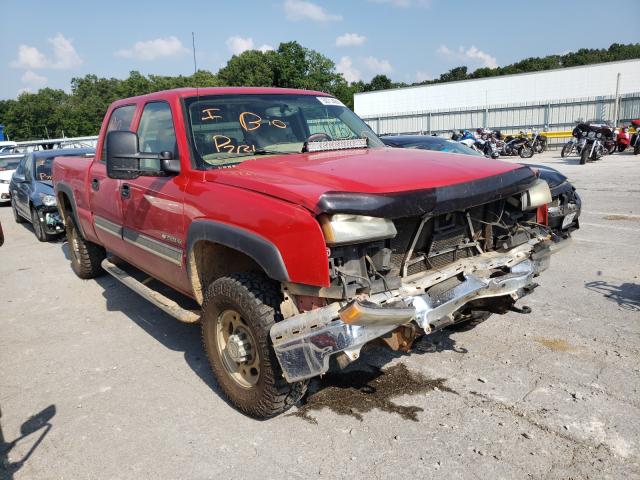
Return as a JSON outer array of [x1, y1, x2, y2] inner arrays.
[[580, 145, 590, 164], [66, 213, 105, 279], [635, 145, 640, 155], [12, 200, 26, 223], [31, 208, 51, 242], [201, 273, 307, 418], [617, 145, 626, 152], [561, 143, 572, 158]]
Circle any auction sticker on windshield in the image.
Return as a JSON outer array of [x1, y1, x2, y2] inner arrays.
[[317, 96, 345, 107]]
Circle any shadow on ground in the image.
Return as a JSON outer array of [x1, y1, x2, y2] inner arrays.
[[0, 405, 56, 479], [585, 280, 640, 311]]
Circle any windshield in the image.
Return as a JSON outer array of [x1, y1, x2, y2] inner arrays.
[[34, 157, 55, 181], [185, 94, 383, 168], [0, 157, 22, 171]]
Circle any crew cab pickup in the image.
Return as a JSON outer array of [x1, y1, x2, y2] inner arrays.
[[53, 87, 563, 418]]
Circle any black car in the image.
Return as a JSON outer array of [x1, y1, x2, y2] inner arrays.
[[10, 148, 94, 241], [381, 135, 581, 236]]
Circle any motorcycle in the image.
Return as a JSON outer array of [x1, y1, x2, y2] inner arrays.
[[616, 127, 630, 152], [630, 119, 640, 155], [560, 137, 585, 157], [501, 131, 534, 158], [573, 123, 610, 164], [530, 129, 547, 154]]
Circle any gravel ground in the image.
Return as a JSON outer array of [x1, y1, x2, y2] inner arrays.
[[1, 150, 639, 480]]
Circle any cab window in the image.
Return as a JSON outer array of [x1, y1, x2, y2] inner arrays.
[[137, 102, 177, 171], [100, 105, 136, 161]]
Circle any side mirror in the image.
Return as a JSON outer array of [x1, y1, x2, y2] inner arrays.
[[106, 131, 180, 179], [12, 173, 26, 183], [106, 131, 142, 180]]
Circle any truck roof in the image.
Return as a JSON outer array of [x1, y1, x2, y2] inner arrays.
[[111, 87, 332, 107]]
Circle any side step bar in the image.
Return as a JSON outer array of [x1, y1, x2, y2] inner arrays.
[[101, 258, 200, 324]]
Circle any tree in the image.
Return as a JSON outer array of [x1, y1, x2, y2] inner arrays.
[[218, 50, 276, 87], [365, 75, 393, 92]]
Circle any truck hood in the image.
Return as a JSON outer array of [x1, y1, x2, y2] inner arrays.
[[208, 148, 535, 217]]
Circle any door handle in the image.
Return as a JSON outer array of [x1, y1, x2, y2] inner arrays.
[[91, 178, 100, 191], [120, 183, 130, 199]]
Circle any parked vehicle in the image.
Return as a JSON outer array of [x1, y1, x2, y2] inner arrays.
[[616, 127, 630, 152], [10, 148, 94, 241], [630, 120, 640, 155], [381, 135, 581, 236], [573, 123, 611, 164], [530, 130, 547, 154], [0, 154, 25, 204], [501, 132, 534, 158], [53, 87, 566, 418]]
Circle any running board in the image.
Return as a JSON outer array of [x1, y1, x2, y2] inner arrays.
[[101, 258, 200, 324]]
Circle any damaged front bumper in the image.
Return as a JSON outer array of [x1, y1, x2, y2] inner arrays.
[[271, 239, 558, 383]]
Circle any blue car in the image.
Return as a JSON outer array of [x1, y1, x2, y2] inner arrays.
[[10, 148, 94, 241]]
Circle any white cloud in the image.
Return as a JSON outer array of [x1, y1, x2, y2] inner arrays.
[[258, 44, 275, 53], [21, 70, 48, 89], [11, 45, 48, 69], [115, 36, 188, 61], [437, 44, 498, 69], [415, 70, 432, 82], [284, 0, 342, 22], [335, 33, 366, 47], [336, 56, 361, 83], [226, 36, 255, 55], [49, 33, 82, 69], [363, 56, 393, 74], [10, 34, 82, 70], [368, 0, 431, 7]]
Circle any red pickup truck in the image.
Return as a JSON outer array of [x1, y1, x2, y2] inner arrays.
[[53, 87, 562, 418]]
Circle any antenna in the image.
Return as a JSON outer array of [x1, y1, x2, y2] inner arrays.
[[192, 31, 201, 108], [191, 32, 198, 75]]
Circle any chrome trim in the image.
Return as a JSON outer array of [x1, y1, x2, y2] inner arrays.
[[123, 229, 183, 266], [271, 241, 548, 382], [94, 216, 122, 238], [93, 215, 183, 266]]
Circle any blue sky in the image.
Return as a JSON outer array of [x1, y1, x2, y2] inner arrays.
[[1, 0, 637, 99]]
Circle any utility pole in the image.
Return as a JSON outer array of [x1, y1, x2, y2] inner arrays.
[[613, 72, 621, 126]]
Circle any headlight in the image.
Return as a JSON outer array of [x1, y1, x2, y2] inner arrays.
[[521, 179, 552, 211], [319, 214, 397, 246], [39, 193, 57, 207]]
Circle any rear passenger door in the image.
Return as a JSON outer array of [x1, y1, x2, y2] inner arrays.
[[12, 155, 30, 216], [120, 101, 188, 292]]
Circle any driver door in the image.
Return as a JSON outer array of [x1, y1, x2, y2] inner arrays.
[[120, 101, 189, 293]]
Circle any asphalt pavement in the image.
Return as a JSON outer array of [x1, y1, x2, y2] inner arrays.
[[1, 149, 639, 479]]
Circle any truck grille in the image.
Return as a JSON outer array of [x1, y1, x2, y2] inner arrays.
[[391, 213, 479, 277]]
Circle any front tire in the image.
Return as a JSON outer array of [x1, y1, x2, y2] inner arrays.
[[561, 143, 572, 157], [31, 208, 51, 242], [66, 213, 105, 279], [635, 145, 640, 155], [580, 145, 590, 164], [201, 273, 307, 418], [519, 146, 534, 158]]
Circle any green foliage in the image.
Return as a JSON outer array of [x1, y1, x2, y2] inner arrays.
[[0, 42, 638, 141], [416, 42, 640, 86]]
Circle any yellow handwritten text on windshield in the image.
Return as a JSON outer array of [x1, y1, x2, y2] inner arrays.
[[212, 135, 256, 154]]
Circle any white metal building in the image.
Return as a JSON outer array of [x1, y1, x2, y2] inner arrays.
[[355, 59, 640, 117]]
